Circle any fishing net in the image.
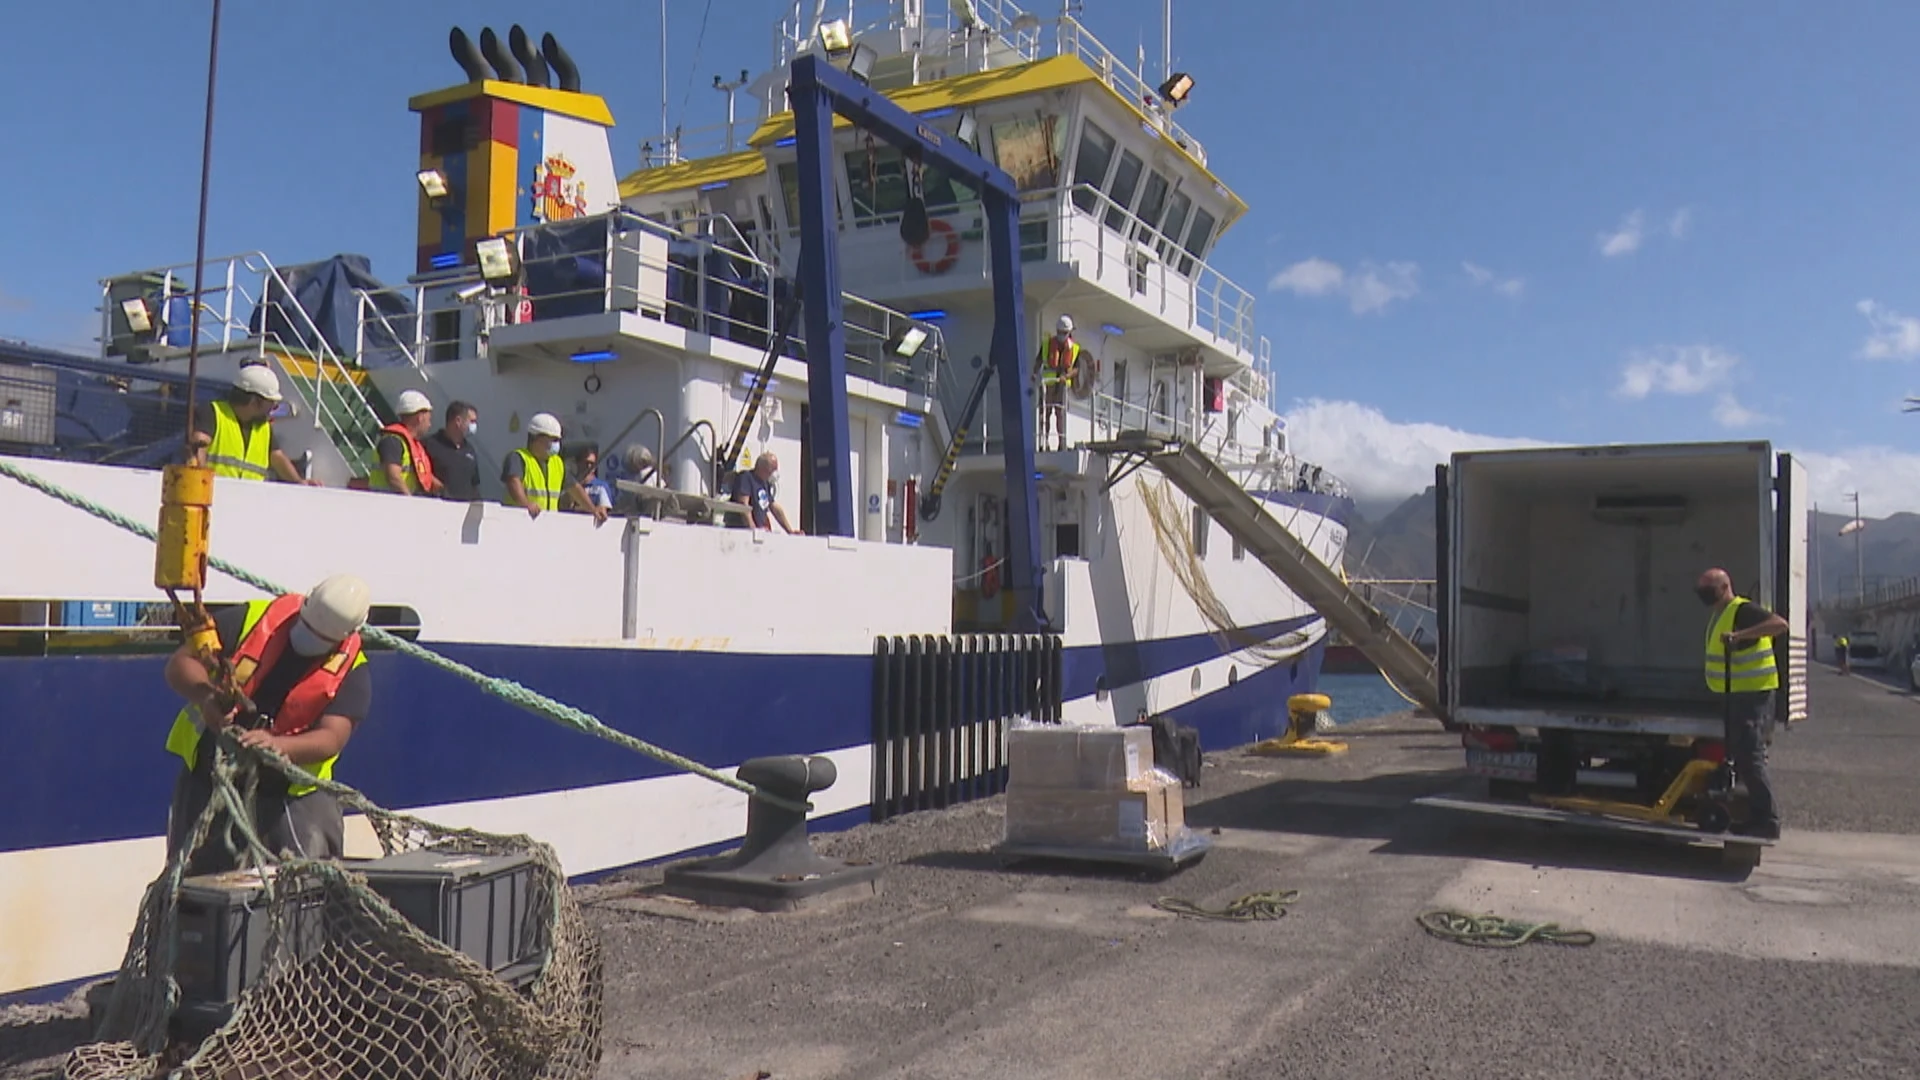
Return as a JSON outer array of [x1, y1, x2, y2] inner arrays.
[[1136, 475, 1314, 665], [62, 737, 602, 1080]]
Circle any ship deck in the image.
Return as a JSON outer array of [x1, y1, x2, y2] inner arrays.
[[6, 667, 1919, 1078]]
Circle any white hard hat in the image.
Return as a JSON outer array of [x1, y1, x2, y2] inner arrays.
[[1056, 314, 1074, 334], [395, 389, 432, 416], [234, 364, 282, 403], [299, 574, 371, 643], [527, 412, 563, 439]]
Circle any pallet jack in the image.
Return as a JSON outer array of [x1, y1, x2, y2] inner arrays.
[[1416, 653, 1774, 867], [1249, 694, 1347, 757]]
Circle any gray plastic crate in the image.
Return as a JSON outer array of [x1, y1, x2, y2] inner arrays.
[[357, 849, 543, 981], [175, 869, 327, 1008]]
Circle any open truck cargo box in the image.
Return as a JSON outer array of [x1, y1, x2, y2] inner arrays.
[[1438, 441, 1808, 739]]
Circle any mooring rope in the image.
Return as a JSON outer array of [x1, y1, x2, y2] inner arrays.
[[0, 457, 807, 814], [1416, 910, 1597, 948], [1152, 889, 1300, 922]]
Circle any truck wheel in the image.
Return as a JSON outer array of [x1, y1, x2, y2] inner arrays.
[[1697, 804, 1731, 834]]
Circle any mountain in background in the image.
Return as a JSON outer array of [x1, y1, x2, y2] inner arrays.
[[1342, 494, 1920, 605]]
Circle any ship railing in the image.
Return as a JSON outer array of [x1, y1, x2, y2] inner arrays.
[[767, 5, 1202, 162], [357, 207, 945, 400], [1028, 183, 1259, 360], [632, 121, 765, 169], [96, 252, 386, 467]]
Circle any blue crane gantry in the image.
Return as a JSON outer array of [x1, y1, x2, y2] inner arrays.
[[785, 52, 1049, 632]]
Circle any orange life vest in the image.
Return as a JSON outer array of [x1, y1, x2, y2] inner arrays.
[[1042, 337, 1081, 378], [371, 422, 437, 494], [228, 593, 365, 738]]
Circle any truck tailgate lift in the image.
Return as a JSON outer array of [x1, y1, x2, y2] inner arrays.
[[1090, 431, 1445, 717]]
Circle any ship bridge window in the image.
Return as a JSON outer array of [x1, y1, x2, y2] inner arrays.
[[843, 145, 976, 225], [1103, 150, 1144, 232], [1157, 190, 1193, 268], [1179, 207, 1218, 275], [988, 114, 1063, 193], [1070, 122, 1117, 213], [1133, 171, 1171, 239], [779, 163, 845, 233]]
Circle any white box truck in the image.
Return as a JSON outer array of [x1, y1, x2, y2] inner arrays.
[[1432, 441, 1808, 816]]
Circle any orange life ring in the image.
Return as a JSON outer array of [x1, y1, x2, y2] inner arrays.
[[910, 219, 960, 275], [980, 556, 1000, 599]]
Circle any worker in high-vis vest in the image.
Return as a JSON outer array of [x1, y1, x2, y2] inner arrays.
[[186, 364, 320, 485], [162, 574, 374, 875], [501, 411, 606, 523], [1697, 566, 1790, 839], [1836, 634, 1851, 675], [1030, 314, 1085, 453], [366, 389, 443, 496]]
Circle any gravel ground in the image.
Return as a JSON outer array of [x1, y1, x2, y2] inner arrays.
[[7, 665, 1918, 1079]]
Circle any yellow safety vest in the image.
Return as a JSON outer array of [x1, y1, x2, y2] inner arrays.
[[367, 431, 419, 494], [506, 447, 565, 511], [1705, 597, 1779, 693], [1037, 340, 1084, 385], [163, 600, 368, 797], [207, 400, 271, 481]]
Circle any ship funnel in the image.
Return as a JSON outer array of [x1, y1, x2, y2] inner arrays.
[[509, 25, 549, 87], [479, 27, 525, 84], [448, 28, 494, 82], [543, 32, 582, 92]]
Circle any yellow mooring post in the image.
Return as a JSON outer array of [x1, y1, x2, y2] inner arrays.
[[1250, 693, 1349, 757], [155, 462, 221, 657]]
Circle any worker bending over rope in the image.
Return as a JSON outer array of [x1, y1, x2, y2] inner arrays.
[[161, 574, 374, 874]]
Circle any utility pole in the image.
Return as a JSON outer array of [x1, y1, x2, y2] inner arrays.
[[714, 70, 750, 152], [1849, 490, 1864, 604]]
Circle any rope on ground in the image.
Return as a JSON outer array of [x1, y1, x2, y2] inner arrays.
[[0, 456, 808, 815], [1416, 910, 1596, 948], [1152, 889, 1300, 922]]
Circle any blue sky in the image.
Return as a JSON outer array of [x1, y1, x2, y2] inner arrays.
[[5, 2, 1920, 513]]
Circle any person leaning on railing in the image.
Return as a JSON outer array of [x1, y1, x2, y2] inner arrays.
[[186, 364, 320, 485]]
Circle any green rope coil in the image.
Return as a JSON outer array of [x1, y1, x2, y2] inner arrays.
[[0, 457, 808, 814], [1416, 910, 1596, 948], [1152, 889, 1300, 921]]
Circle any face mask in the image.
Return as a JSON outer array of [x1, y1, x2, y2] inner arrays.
[[288, 619, 338, 657], [1695, 586, 1720, 605], [467, 421, 478, 436]]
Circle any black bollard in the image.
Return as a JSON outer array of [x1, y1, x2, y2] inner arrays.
[[659, 755, 882, 912]]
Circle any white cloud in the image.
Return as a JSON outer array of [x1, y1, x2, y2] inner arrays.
[[1281, 399, 1551, 500], [1616, 344, 1740, 399], [1462, 261, 1525, 298], [1268, 258, 1345, 297], [1283, 397, 1920, 515], [1598, 210, 1646, 257], [1269, 258, 1420, 315], [1712, 393, 1773, 429], [1667, 207, 1693, 239], [1856, 299, 1920, 361]]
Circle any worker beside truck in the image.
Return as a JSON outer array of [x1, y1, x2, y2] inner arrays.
[[1699, 567, 1788, 839]]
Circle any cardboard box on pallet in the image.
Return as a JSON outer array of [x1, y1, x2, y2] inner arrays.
[[1005, 769, 1186, 851], [1007, 724, 1155, 791]]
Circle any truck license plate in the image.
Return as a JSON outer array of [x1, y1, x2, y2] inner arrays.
[[1465, 749, 1537, 778]]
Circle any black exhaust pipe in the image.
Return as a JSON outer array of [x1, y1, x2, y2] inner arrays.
[[542, 32, 581, 92], [479, 27, 525, 84], [509, 25, 549, 87], [448, 28, 494, 82]]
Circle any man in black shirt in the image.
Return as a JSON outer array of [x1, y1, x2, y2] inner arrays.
[[162, 575, 375, 874], [424, 399, 482, 501]]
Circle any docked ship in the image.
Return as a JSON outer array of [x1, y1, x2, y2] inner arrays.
[[0, 1, 1352, 1001]]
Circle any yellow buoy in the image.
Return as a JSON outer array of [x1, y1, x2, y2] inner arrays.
[[154, 463, 213, 593]]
